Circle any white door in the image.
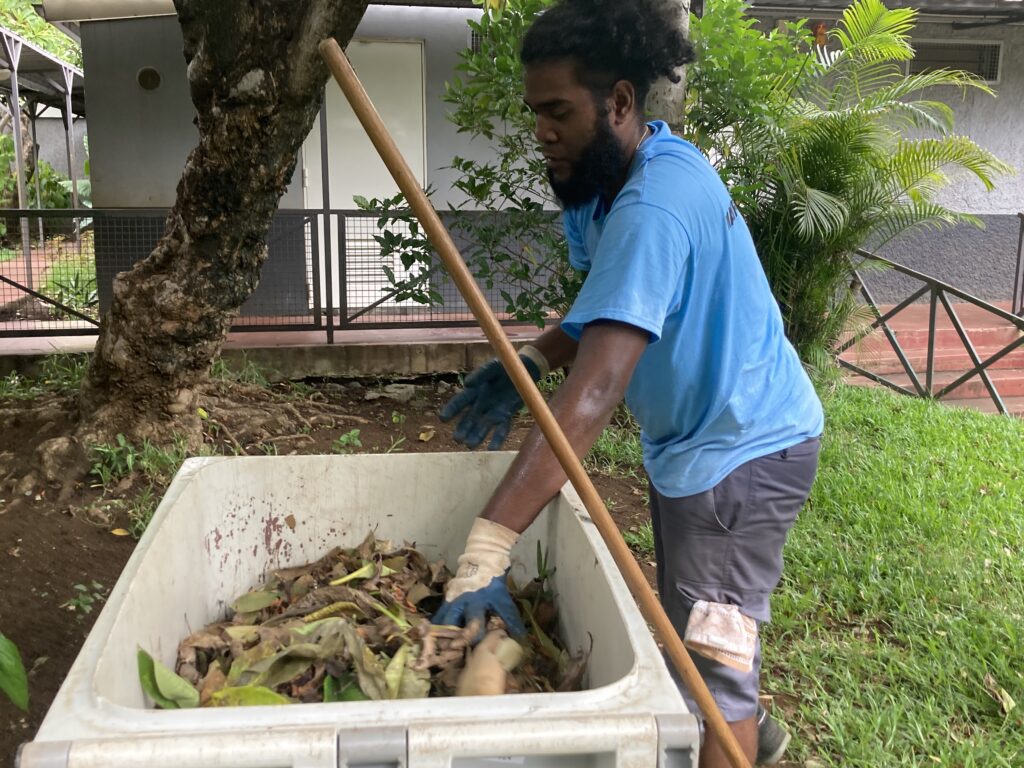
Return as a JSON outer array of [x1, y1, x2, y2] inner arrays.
[[303, 40, 427, 313]]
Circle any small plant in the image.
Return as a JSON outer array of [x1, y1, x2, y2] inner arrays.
[[0, 631, 28, 712], [391, 410, 406, 426], [383, 436, 406, 454], [258, 443, 279, 456], [61, 581, 107, 621], [125, 486, 158, 539], [89, 434, 190, 488], [333, 429, 363, 453], [90, 434, 139, 486], [210, 354, 272, 388], [623, 522, 655, 557]]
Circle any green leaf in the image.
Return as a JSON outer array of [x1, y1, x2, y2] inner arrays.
[[323, 673, 369, 702], [137, 648, 199, 709], [230, 590, 280, 614], [0, 632, 28, 711], [207, 685, 291, 707]]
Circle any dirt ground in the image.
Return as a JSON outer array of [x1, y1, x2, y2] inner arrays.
[[0, 374, 652, 764]]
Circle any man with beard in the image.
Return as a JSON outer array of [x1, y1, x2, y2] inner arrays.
[[434, 1, 824, 765]]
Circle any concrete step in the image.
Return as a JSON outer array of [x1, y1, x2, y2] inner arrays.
[[847, 368, 1024, 400], [841, 342, 1024, 375]]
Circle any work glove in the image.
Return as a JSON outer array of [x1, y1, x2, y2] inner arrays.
[[432, 517, 527, 641], [439, 345, 550, 450]]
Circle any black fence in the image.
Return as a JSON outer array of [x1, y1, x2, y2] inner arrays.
[[0, 208, 519, 340]]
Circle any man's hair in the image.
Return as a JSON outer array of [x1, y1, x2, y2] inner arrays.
[[520, 0, 696, 109]]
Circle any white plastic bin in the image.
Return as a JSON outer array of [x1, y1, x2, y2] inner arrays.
[[18, 453, 698, 768]]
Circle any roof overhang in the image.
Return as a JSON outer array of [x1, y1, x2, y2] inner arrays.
[[0, 26, 85, 115], [36, 0, 476, 23]]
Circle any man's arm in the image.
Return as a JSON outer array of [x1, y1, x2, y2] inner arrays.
[[526, 323, 580, 372], [482, 320, 649, 533]]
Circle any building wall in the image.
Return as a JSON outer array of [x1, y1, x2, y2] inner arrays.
[[33, 115, 88, 179], [80, 6, 488, 210]]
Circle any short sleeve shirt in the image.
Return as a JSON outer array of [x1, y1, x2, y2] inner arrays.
[[561, 121, 824, 497]]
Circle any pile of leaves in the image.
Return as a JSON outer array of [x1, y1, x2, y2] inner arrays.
[[138, 534, 588, 708]]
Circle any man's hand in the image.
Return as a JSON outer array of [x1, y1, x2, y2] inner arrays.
[[439, 345, 549, 450], [432, 518, 527, 640]]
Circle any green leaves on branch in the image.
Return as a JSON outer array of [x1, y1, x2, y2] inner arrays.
[[686, 0, 1012, 369]]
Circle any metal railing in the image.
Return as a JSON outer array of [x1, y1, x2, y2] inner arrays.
[[838, 249, 1024, 415], [0, 208, 520, 340], [1013, 212, 1023, 317]]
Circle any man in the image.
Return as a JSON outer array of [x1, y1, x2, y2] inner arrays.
[[434, 1, 824, 765]]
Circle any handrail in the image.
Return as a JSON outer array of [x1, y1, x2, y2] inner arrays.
[[839, 249, 1024, 415]]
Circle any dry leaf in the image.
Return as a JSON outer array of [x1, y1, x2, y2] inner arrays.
[[984, 673, 1016, 716], [418, 428, 436, 442], [110, 528, 131, 537]]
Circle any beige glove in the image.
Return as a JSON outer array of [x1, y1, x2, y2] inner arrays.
[[444, 518, 520, 602], [455, 628, 524, 696], [683, 600, 758, 673]]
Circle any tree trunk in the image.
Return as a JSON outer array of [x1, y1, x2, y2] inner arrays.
[[646, 0, 691, 131], [77, 0, 368, 446]]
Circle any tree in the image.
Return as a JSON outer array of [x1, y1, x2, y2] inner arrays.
[[74, 0, 369, 449], [685, 0, 1010, 368]]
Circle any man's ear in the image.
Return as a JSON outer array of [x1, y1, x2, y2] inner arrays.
[[609, 80, 637, 125]]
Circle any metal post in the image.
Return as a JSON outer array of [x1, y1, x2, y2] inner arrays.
[[1014, 212, 1023, 317], [28, 100, 44, 242], [61, 66, 79, 210], [2, 33, 33, 290], [318, 98, 334, 344]]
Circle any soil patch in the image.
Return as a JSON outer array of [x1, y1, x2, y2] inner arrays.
[[0, 374, 649, 763]]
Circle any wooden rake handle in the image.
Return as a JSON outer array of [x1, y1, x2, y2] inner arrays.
[[318, 38, 751, 768]]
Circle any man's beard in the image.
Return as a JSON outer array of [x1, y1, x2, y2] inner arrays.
[[548, 118, 630, 210]]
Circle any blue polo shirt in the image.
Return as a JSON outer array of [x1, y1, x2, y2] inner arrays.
[[561, 121, 823, 497]]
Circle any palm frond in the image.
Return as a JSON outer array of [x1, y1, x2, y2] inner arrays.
[[890, 136, 1015, 195], [831, 0, 917, 63]]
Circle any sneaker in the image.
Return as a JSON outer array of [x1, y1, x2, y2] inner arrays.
[[756, 705, 791, 765]]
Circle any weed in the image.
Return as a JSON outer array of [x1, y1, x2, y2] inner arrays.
[[125, 487, 158, 539], [89, 434, 191, 488], [623, 522, 654, 556], [210, 353, 272, 388], [60, 581, 106, 620], [383, 436, 406, 454], [333, 429, 362, 453], [391, 410, 406, 426]]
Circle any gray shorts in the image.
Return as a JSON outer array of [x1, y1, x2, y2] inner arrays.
[[650, 437, 820, 721]]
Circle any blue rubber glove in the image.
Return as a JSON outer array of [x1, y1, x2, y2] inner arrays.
[[439, 347, 546, 450], [432, 518, 527, 641], [432, 574, 527, 641]]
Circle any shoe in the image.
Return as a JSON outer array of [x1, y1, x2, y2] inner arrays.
[[756, 705, 791, 765]]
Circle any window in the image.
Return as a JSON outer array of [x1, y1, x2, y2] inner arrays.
[[469, 27, 484, 54], [908, 40, 1002, 83]]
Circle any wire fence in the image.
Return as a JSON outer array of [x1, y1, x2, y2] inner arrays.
[[0, 208, 518, 340]]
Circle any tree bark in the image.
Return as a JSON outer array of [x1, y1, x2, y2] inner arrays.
[[78, 0, 368, 445], [646, 0, 691, 132]]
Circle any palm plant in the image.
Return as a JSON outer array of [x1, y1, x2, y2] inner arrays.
[[688, 0, 1013, 369]]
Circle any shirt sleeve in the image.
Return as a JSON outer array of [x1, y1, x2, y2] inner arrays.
[[561, 202, 691, 343]]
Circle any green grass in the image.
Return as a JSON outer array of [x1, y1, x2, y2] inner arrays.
[[41, 255, 98, 319], [764, 385, 1024, 766], [0, 353, 89, 400], [0, 247, 17, 263]]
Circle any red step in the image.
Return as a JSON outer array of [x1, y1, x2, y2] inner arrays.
[[841, 343, 1024, 375], [849, 368, 1024, 400]]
